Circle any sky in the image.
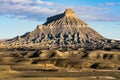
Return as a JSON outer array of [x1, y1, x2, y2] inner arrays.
[[0, 0, 120, 40]]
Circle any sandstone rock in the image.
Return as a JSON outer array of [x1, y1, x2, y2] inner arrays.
[[3, 9, 106, 49]]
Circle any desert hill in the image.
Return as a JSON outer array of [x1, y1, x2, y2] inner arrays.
[[0, 9, 119, 51], [2, 9, 108, 49]]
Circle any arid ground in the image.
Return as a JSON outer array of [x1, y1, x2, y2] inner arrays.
[[0, 48, 120, 80]]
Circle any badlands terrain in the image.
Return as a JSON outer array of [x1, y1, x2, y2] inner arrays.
[[0, 48, 120, 80], [0, 9, 120, 80]]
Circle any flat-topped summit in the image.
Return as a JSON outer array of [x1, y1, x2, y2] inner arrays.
[[3, 9, 106, 48], [64, 9, 76, 17], [43, 9, 87, 27]]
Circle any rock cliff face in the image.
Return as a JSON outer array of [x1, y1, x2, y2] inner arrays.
[[4, 9, 106, 48]]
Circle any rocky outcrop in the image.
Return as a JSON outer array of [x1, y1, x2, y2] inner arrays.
[[2, 8, 108, 49]]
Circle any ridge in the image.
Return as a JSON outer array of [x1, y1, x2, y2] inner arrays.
[[43, 9, 87, 27]]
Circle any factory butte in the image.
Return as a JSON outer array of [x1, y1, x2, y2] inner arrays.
[[1, 9, 120, 50]]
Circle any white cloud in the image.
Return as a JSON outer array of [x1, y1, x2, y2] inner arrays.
[[11, 0, 29, 3], [44, 2, 53, 6], [99, 2, 120, 6], [106, 2, 115, 6], [0, 0, 119, 22], [0, 0, 54, 6], [79, 13, 120, 21], [35, 0, 53, 6], [36, 0, 44, 4], [0, 0, 57, 21], [75, 6, 120, 21]]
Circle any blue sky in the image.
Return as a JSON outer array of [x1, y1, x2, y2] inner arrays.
[[0, 0, 120, 40]]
